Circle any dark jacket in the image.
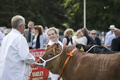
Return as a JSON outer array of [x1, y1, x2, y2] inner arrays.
[[93, 37, 101, 46], [86, 35, 95, 45], [111, 35, 120, 51]]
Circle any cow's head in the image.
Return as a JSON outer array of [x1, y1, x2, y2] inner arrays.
[[76, 44, 90, 52], [36, 43, 62, 71]]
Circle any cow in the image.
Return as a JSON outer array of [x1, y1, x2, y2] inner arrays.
[[76, 43, 119, 54], [36, 43, 120, 80]]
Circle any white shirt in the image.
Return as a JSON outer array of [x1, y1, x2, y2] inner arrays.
[[47, 40, 63, 80], [105, 31, 113, 45], [72, 36, 87, 45], [48, 40, 63, 46], [62, 38, 72, 46], [0, 29, 35, 80]]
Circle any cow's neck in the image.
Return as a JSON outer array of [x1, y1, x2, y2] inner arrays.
[[48, 46, 75, 75], [58, 46, 75, 74]]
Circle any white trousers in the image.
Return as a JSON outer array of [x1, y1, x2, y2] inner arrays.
[[49, 71, 63, 80]]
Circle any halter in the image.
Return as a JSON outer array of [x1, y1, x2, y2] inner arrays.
[[86, 45, 98, 53], [58, 48, 76, 80], [35, 45, 63, 67]]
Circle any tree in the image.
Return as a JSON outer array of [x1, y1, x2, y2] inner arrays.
[[0, 0, 120, 31], [0, 0, 67, 29], [62, 0, 120, 31]]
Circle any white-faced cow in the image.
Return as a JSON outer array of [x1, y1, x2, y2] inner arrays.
[[35, 43, 120, 80]]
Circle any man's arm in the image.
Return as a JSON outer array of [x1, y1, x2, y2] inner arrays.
[[18, 35, 35, 64]]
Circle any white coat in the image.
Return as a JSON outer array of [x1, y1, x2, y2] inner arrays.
[[0, 29, 35, 80]]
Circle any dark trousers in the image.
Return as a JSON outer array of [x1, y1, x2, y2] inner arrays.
[[29, 47, 32, 49]]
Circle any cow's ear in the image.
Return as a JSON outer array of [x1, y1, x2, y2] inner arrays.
[[46, 45, 50, 48], [56, 43, 61, 48], [57, 45, 62, 51]]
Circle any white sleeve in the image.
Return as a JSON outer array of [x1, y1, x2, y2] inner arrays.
[[18, 36, 35, 64], [83, 37, 87, 45], [72, 36, 75, 44]]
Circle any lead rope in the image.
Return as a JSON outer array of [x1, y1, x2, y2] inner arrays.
[[58, 48, 77, 80], [86, 45, 98, 53]]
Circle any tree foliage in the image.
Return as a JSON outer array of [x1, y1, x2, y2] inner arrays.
[[0, 0, 120, 31], [0, 0, 67, 29], [62, 0, 120, 31]]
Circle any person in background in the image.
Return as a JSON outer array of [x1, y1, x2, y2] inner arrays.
[[24, 21, 34, 49], [0, 15, 35, 80], [0, 30, 5, 37], [81, 28, 94, 45], [0, 31, 4, 45], [104, 25, 116, 47], [90, 30, 101, 46], [57, 29, 63, 42], [62, 28, 74, 46], [44, 26, 49, 44], [45, 26, 48, 35], [72, 29, 87, 45], [111, 29, 120, 51], [46, 27, 63, 80], [42, 29, 48, 48], [105, 33, 116, 49], [32, 25, 44, 49]]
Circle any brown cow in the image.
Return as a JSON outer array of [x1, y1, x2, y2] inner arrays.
[[36, 43, 120, 80]]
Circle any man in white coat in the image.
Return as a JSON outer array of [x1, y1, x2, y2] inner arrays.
[[0, 15, 35, 80]]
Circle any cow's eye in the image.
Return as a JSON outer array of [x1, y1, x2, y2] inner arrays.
[[49, 53, 52, 55]]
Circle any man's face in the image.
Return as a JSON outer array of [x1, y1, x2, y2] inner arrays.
[[28, 22, 34, 29], [21, 23, 26, 34], [114, 29, 119, 37], [110, 29, 115, 33]]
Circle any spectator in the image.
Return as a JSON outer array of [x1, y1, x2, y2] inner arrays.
[[105, 34, 115, 49], [72, 29, 87, 45], [57, 29, 63, 42], [90, 30, 101, 46], [111, 29, 120, 51], [46, 27, 63, 80], [32, 25, 44, 49], [45, 26, 48, 34], [1, 30, 5, 37], [104, 25, 116, 47], [59, 36, 62, 42], [62, 28, 74, 46], [0, 15, 35, 80], [0, 31, 4, 45], [24, 21, 34, 49], [81, 28, 94, 45]]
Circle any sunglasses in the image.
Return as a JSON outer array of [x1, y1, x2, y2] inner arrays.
[[92, 33, 96, 35], [71, 33, 73, 35]]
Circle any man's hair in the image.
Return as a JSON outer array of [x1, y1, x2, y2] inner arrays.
[[28, 21, 34, 26], [11, 15, 25, 28]]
